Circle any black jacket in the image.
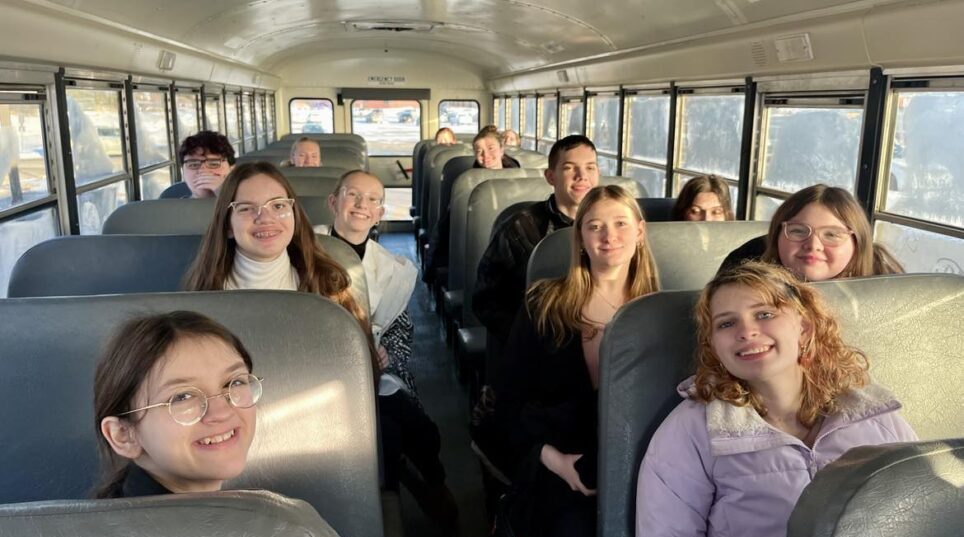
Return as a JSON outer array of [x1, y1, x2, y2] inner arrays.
[[471, 195, 573, 346], [111, 464, 173, 498], [718, 235, 767, 274]]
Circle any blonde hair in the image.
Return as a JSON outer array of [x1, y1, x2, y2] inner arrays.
[[693, 262, 869, 427], [527, 185, 660, 347]]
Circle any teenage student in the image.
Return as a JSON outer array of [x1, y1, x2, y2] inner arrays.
[[94, 311, 262, 498], [495, 185, 660, 536], [671, 175, 734, 221], [636, 262, 916, 536]]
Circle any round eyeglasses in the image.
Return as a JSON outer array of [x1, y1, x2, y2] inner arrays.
[[339, 187, 384, 208], [118, 374, 264, 426], [183, 158, 227, 171], [782, 222, 855, 246], [229, 198, 295, 220]]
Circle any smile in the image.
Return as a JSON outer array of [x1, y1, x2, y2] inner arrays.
[[197, 428, 236, 446], [736, 345, 772, 359], [253, 230, 280, 239]]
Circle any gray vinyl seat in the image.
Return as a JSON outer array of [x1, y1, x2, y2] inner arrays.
[[158, 167, 349, 199], [504, 147, 549, 169], [280, 166, 350, 180], [787, 439, 964, 537], [103, 195, 337, 233], [7, 234, 371, 316], [0, 291, 383, 537], [278, 132, 367, 152], [597, 273, 964, 537], [637, 197, 677, 222], [0, 490, 340, 537], [527, 221, 771, 288], [425, 146, 474, 239], [458, 177, 648, 360], [237, 147, 365, 171], [410, 139, 434, 216]]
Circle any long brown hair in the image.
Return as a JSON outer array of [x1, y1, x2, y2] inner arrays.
[[693, 262, 869, 427], [93, 311, 254, 498], [671, 175, 734, 221], [183, 162, 377, 373], [528, 185, 661, 347], [761, 184, 903, 278]]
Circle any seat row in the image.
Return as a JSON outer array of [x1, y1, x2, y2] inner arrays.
[[1, 273, 960, 537]]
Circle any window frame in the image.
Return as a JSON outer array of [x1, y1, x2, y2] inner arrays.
[[587, 89, 622, 175], [621, 87, 673, 197], [672, 85, 747, 196], [348, 98, 424, 157], [520, 94, 537, 150], [288, 97, 335, 135], [438, 99, 480, 134], [536, 92, 559, 155]]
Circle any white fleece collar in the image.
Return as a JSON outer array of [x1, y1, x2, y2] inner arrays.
[[225, 250, 299, 291]]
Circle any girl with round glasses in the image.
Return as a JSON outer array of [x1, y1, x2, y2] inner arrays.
[[184, 162, 377, 376], [95, 311, 261, 498], [720, 184, 904, 281]]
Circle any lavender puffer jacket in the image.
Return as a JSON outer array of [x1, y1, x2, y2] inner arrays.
[[635, 377, 917, 537]]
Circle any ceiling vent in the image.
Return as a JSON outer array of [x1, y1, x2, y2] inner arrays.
[[774, 33, 814, 63], [348, 20, 436, 32], [750, 41, 768, 67], [156, 50, 176, 71]]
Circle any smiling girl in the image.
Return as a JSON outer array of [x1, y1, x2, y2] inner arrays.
[[94, 311, 262, 498], [635, 262, 916, 536]]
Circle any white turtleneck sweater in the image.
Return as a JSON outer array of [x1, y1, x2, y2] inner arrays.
[[224, 250, 300, 291]]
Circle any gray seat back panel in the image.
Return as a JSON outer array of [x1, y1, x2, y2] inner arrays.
[[788, 439, 964, 537], [528, 221, 771, 289], [447, 169, 545, 291], [7, 234, 370, 315], [504, 147, 548, 169], [158, 167, 348, 200], [426, 146, 474, 234], [0, 490, 339, 537], [0, 291, 381, 537], [598, 274, 964, 537]]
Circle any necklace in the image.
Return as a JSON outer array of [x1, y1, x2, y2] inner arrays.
[[594, 289, 623, 310]]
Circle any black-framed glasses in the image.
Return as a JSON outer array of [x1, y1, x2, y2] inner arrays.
[[118, 374, 264, 426], [339, 187, 384, 208], [229, 198, 295, 220], [183, 158, 227, 171], [782, 222, 854, 246]]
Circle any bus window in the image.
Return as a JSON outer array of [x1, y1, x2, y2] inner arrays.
[[203, 94, 221, 133], [494, 97, 504, 131], [290, 98, 333, 134], [242, 92, 255, 153], [78, 180, 128, 235], [623, 92, 670, 196], [521, 96, 537, 150], [350, 99, 420, 156], [0, 208, 59, 298], [439, 100, 479, 134], [560, 97, 584, 136], [676, 93, 744, 191], [588, 93, 620, 175], [537, 95, 558, 155], [266, 94, 276, 142], [67, 89, 125, 185], [175, 91, 200, 145], [760, 106, 863, 194], [1, 101, 50, 211], [132, 91, 173, 199], [255, 93, 266, 149], [875, 88, 964, 274], [510, 96, 520, 132], [225, 93, 241, 149]]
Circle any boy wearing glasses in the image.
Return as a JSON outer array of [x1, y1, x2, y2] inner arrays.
[[178, 131, 236, 198]]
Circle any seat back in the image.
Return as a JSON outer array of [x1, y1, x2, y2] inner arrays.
[[788, 439, 964, 537], [426, 146, 474, 235], [438, 156, 479, 229], [278, 132, 367, 152], [411, 139, 433, 215], [280, 166, 350, 180], [527, 221, 771, 288], [157, 167, 349, 200], [447, 169, 545, 292], [462, 176, 644, 327], [7, 234, 370, 315], [504, 147, 549, 169], [598, 274, 964, 537], [637, 197, 676, 222], [0, 490, 339, 537], [0, 291, 383, 537], [237, 147, 365, 171]]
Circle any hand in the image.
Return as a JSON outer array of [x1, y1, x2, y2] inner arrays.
[[195, 173, 224, 194], [540, 444, 596, 496], [376, 345, 390, 372]]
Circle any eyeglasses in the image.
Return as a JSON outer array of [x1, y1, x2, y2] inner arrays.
[[229, 198, 295, 220], [118, 374, 264, 426], [782, 222, 855, 246], [183, 158, 227, 171], [339, 187, 384, 208]]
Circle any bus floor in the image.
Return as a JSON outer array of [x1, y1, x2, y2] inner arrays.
[[381, 232, 489, 537]]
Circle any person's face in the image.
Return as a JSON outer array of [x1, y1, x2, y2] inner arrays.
[[503, 131, 520, 147], [127, 336, 257, 493], [777, 203, 856, 281], [435, 131, 456, 145], [182, 149, 231, 198], [290, 142, 321, 167], [229, 174, 295, 262], [709, 284, 809, 390], [580, 198, 644, 271], [546, 145, 600, 209], [327, 173, 385, 237], [473, 136, 504, 169], [685, 192, 727, 221]]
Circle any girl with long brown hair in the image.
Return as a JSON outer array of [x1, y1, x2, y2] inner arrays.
[[494, 184, 660, 536]]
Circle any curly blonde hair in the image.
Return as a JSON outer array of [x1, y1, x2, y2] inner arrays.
[[693, 262, 869, 427]]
